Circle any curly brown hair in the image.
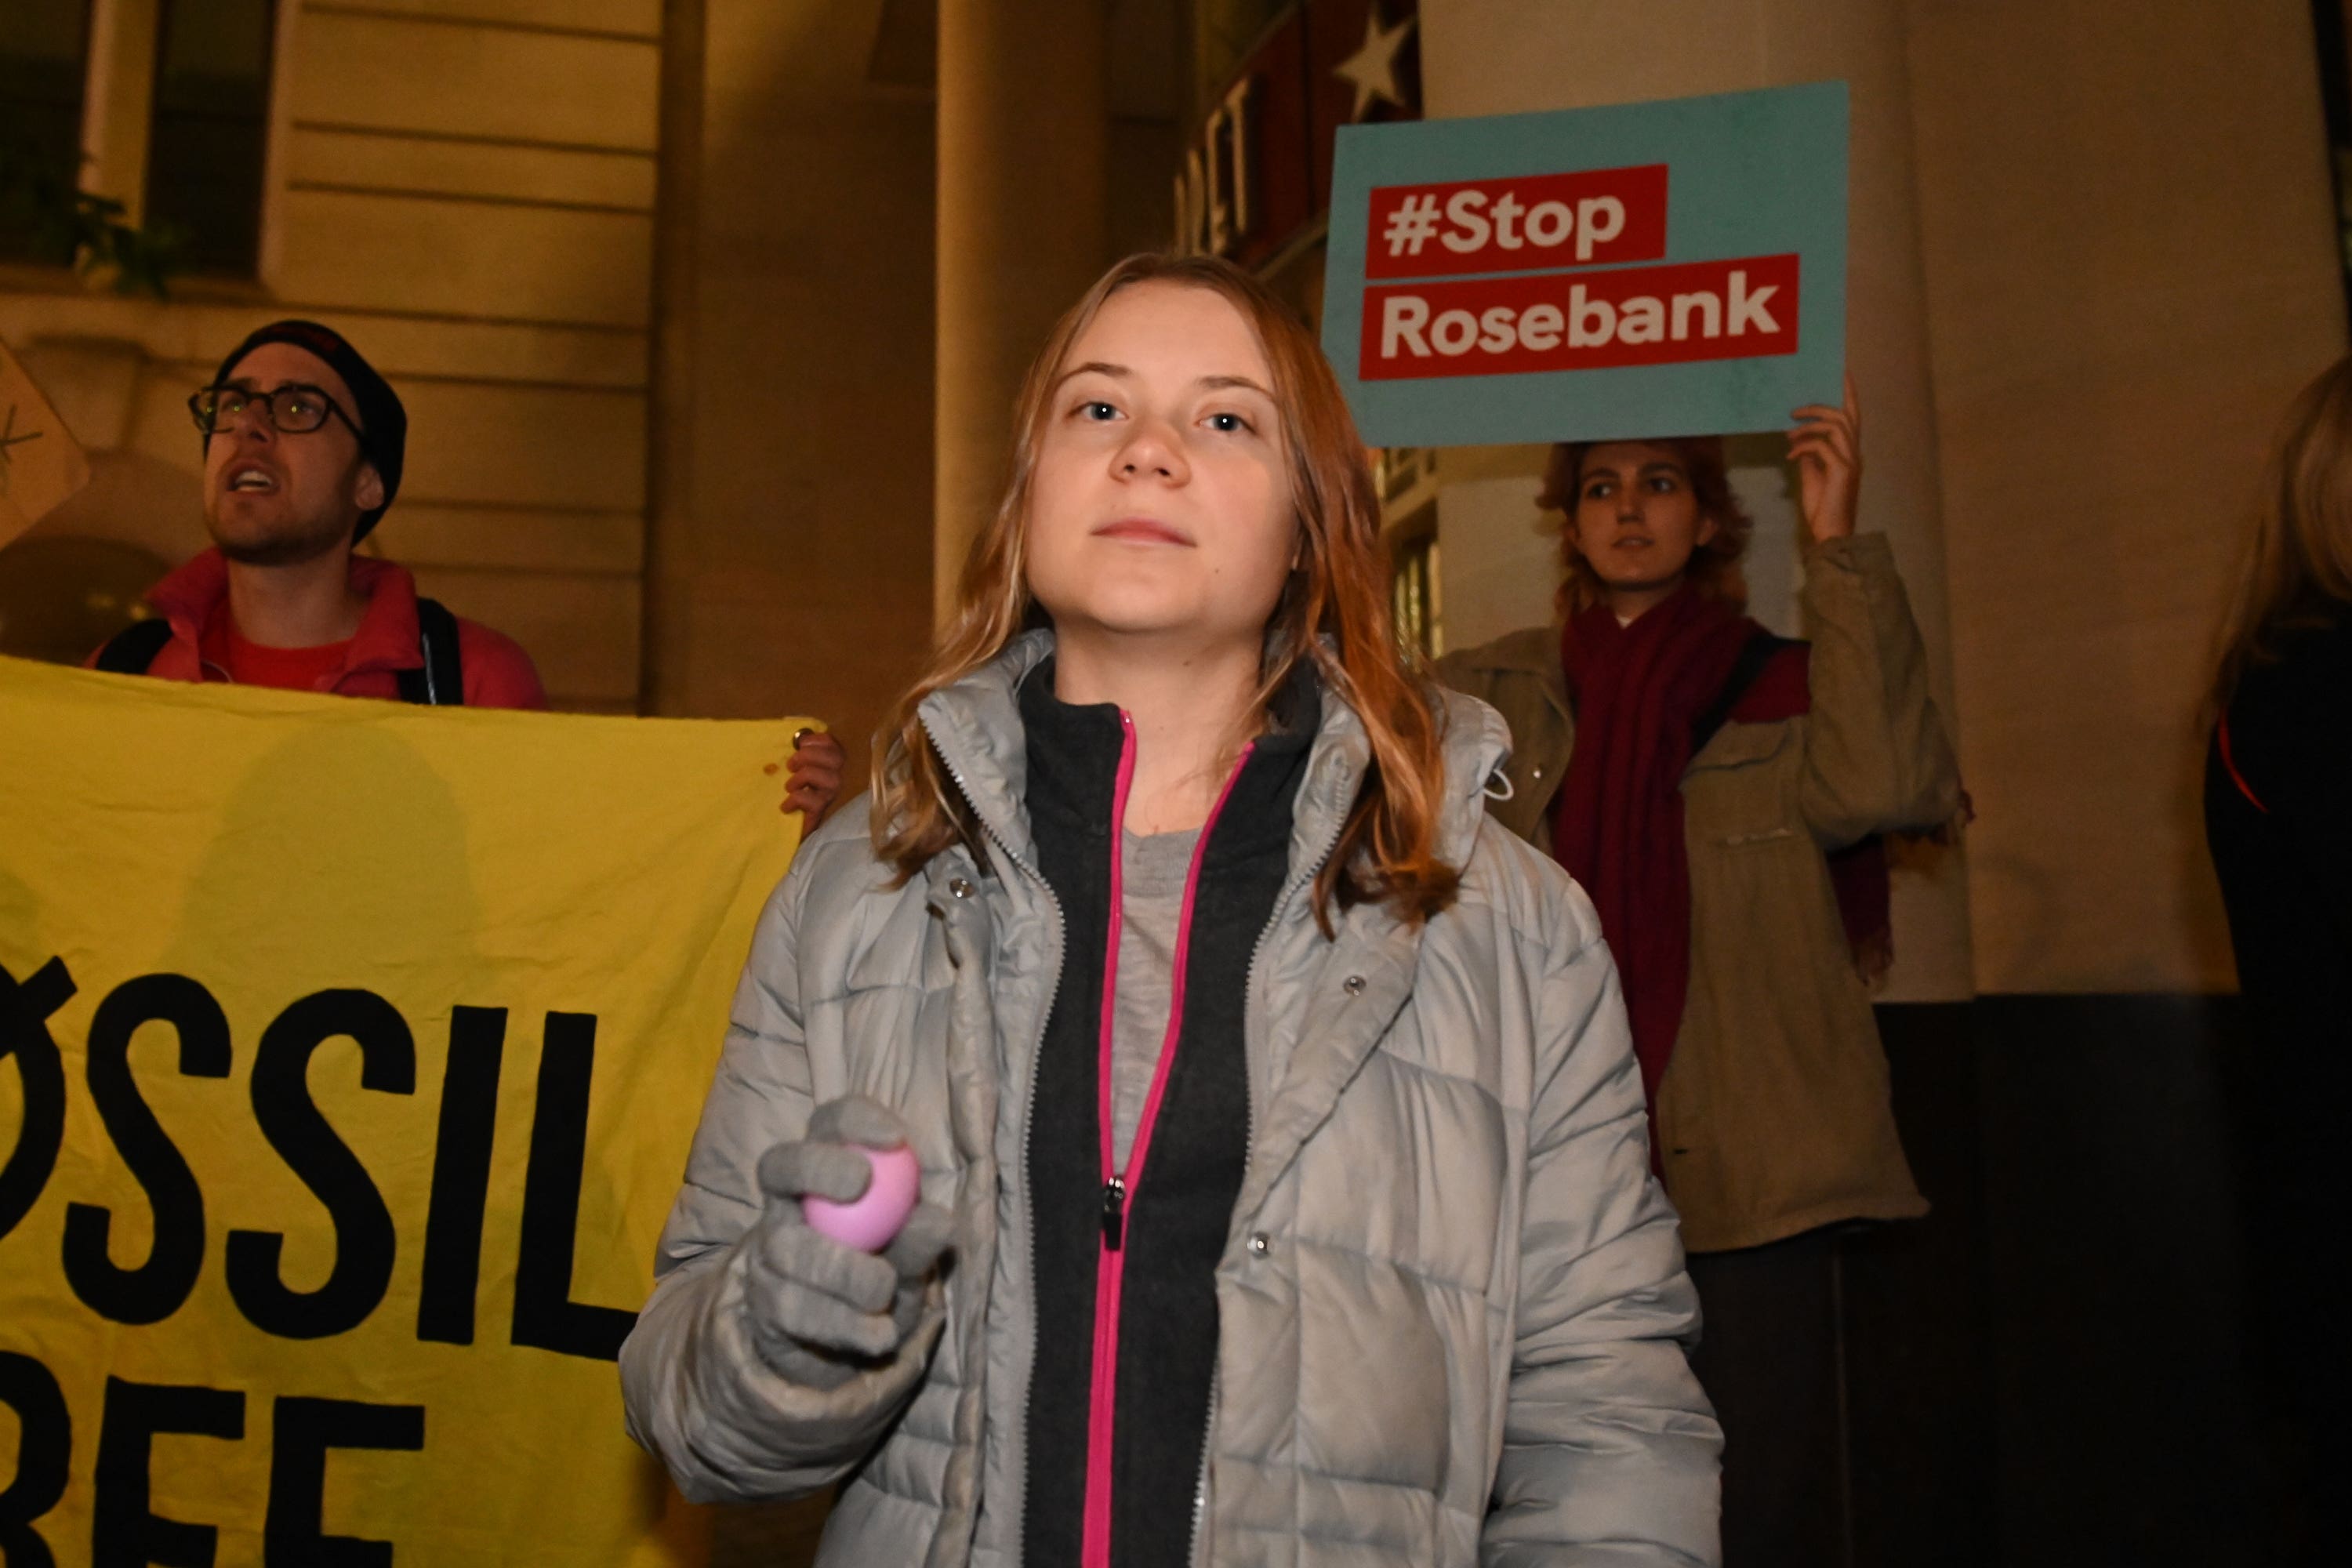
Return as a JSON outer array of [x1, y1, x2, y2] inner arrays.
[[1540, 436, 1753, 617]]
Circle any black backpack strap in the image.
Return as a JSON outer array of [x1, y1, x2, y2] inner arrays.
[[1692, 628, 1797, 755], [93, 618, 176, 675], [396, 598, 466, 706]]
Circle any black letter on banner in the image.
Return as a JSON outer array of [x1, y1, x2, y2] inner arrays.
[[62, 975, 232, 1325], [263, 1397, 424, 1568], [510, 1012, 636, 1360], [415, 1006, 506, 1345], [0, 1352, 71, 1568], [227, 990, 414, 1340], [93, 1378, 244, 1568], [0, 959, 74, 1243]]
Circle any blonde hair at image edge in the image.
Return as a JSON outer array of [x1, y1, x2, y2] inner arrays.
[[2213, 354, 2352, 713]]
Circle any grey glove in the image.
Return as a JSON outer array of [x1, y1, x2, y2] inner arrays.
[[743, 1095, 954, 1391]]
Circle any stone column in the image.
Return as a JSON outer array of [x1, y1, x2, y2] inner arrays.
[[934, 0, 1110, 627], [639, 0, 706, 715], [78, 0, 161, 220]]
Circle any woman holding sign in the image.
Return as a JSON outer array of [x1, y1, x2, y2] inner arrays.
[[1434, 392, 1961, 1559], [620, 253, 1720, 1566]]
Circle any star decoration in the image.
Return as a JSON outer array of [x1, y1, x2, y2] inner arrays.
[[0, 404, 41, 495], [1334, 6, 1416, 123]]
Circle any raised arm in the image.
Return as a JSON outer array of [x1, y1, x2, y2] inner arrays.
[[1787, 383, 1961, 845], [1795, 532, 1962, 845]]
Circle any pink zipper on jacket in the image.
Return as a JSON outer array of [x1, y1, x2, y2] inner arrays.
[[1081, 713, 1254, 1568]]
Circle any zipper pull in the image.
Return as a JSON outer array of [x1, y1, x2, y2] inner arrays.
[[1101, 1176, 1127, 1252]]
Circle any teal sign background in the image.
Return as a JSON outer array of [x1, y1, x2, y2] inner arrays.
[[1323, 82, 1849, 447]]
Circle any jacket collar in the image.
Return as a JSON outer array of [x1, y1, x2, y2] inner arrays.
[[916, 630, 1511, 892], [150, 547, 429, 679], [916, 630, 1054, 870], [1457, 623, 1570, 718], [920, 631, 1517, 1249]]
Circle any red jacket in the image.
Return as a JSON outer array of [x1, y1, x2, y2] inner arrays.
[[87, 548, 547, 710]]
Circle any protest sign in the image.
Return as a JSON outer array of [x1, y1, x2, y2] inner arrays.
[[0, 336, 93, 550], [0, 655, 810, 1565], [1323, 82, 1849, 446]]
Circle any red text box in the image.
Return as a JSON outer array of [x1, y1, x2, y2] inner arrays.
[[1359, 254, 1801, 380], [1363, 164, 1669, 280]]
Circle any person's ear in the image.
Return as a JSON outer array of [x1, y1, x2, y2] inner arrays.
[[354, 461, 386, 513], [1696, 512, 1721, 548]]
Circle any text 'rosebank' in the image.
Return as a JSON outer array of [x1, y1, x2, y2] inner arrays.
[[1356, 164, 1803, 381]]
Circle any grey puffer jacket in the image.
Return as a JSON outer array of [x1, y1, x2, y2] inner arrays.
[[620, 631, 1721, 1566]]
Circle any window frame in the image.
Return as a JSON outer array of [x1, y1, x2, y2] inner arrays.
[[62, 0, 294, 291], [0, 0, 101, 271]]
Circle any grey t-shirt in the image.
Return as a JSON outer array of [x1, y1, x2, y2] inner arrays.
[[1109, 824, 1203, 1171]]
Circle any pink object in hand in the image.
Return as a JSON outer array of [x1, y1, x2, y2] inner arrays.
[[802, 1142, 922, 1253]]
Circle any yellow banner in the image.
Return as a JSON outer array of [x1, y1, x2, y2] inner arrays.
[[0, 655, 808, 1566]]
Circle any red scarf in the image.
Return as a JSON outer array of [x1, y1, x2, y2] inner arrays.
[[1552, 588, 1892, 1157]]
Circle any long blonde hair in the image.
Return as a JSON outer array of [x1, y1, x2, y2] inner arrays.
[[2212, 354, 2352, 713], [871, 253, 1459, 928]]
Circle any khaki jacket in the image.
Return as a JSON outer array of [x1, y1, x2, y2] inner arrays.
[[1434, 534, 1960, 1253]]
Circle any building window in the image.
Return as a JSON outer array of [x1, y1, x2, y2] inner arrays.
[[143, 0, 276, 277], [1392, 522, 1442, 659], [0, 0, 96, 264]]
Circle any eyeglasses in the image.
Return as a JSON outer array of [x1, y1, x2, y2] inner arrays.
[[187, 383, 365, 441]]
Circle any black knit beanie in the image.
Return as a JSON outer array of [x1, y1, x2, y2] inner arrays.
[[212, 320, 407, 542]]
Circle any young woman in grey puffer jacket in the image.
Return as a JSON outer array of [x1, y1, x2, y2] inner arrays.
[[619, 253, 1722, 1567]]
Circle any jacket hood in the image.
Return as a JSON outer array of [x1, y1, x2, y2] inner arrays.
[[916, 629, 1512, 886]]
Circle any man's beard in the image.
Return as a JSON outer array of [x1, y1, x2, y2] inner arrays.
[[209, 509, 351, 568]]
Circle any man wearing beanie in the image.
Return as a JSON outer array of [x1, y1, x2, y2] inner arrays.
[[89, 319, 546, 706], [89, 320, 848, 818]]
